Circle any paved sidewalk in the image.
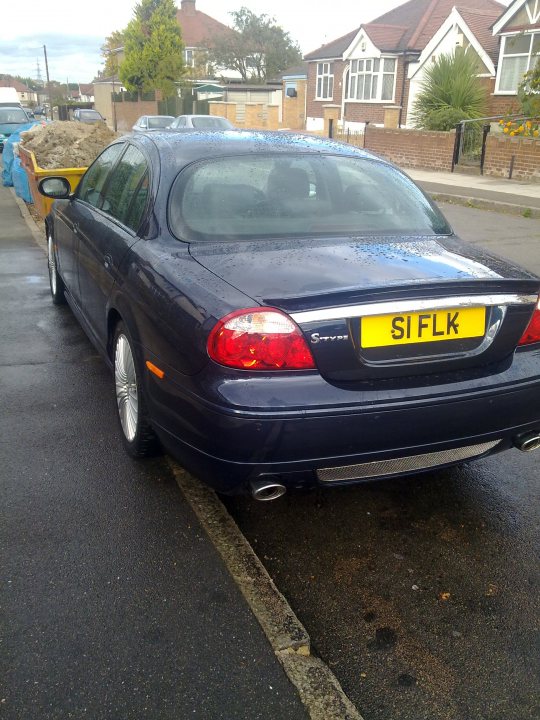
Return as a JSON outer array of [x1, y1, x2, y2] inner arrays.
[[0, 181, 308, 720], [406, 167, 540, 213]]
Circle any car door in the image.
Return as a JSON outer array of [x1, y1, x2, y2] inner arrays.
[[76, 143, 150, 348], [54, 143, 125, 307]]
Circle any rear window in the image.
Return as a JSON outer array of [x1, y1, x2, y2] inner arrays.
[[190, 116, 233, 129], [148, 116, 174, 128], [168, 154, 451, 242], [80, 110, 102, 119]]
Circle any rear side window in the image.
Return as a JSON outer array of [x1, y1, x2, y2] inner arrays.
[[77, 143, 124, 208], [168, 154, 450, 242], [100, 145, 149, 230]]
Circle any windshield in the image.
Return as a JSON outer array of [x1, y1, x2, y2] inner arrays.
[[190, 116, 233, 129], [0, 108, 28, 124], [148, 116, 174, 128], [169, 154, 451, 242]]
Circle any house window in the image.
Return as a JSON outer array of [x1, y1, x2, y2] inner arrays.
[[347, 58, 397, 102], [185, 49, 194, 67], [497, 33, 540, 93], [316, 62, 334, 99]]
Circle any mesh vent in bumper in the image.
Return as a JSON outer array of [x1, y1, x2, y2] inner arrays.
[[316, 440, 500, 483]]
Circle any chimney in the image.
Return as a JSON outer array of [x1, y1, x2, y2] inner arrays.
[[181, 0, 196, 15]]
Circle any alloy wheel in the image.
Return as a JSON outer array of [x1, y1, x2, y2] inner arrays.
[[115, 334, 139, 442]]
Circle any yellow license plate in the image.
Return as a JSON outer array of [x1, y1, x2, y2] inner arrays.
[[361, 307, 486, 348]]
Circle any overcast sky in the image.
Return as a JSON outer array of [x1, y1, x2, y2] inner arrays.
[[1, 0, 511, 84]]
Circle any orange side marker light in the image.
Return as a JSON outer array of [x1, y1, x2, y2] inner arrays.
[[146, 360, 165, 379]]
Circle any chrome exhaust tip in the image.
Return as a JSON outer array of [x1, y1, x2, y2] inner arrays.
[[250, 477, 286, 501], [514, 432, 540, 452]]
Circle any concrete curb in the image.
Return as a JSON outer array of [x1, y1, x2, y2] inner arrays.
[[169, 463, 363, 720], [429, 191, 540, 219]]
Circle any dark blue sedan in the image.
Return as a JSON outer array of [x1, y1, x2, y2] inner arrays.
[[39, 131, 540, 499]]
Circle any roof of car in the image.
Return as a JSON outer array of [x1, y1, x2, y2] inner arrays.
[[105, 131, 384, 189], [132, 129, 376, 162]]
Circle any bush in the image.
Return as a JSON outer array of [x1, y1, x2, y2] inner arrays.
[[422, 107, 470, 131], [412, 50, 488, 131]]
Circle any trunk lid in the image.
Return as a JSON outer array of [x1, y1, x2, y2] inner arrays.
[[190, 235, 540, 381]]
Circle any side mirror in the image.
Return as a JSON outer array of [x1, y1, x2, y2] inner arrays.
[[38, 176, 72, 199]]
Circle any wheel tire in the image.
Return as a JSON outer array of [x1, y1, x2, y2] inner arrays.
[[113, 321, 160, 458], [47, 232, 66, 305]]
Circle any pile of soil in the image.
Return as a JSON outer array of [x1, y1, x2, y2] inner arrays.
[[20, 121, 119, 169]]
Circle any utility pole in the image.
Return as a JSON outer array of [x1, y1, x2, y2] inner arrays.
[[43, 45, 54, 121]]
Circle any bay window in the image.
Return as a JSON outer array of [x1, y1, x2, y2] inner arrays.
[[497, 33, 540, 93], [347, 58, 397, 102]]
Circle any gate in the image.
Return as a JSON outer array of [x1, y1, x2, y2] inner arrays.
[[452, 114, 539, 175], [452, 119, 491, 174], [157, 92, 212, 117]]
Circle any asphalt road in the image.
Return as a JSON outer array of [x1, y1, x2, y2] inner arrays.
[[224, 204, 540, 720], [0, 184, 308, 719]]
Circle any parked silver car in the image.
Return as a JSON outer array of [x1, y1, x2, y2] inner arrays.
[[132, 115, 175, 132], [168, 114, 234, 130], [73, 109, 105, 124]]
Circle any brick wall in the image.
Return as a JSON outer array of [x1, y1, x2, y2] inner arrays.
[[282, 79, 307, 130], [363, 127, 456, 171], [113, 99, 159, 132], [483, 134, 540, 181], [485, 78, 521, 117]]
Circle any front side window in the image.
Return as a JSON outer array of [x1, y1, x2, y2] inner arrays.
[[347, 58, 396, 102], [76, 143, 124, 208], [168, 154, 450, 242], [497, 33, 540, 93], [100, 145, 149, 230], [316, 62, 334, 99]]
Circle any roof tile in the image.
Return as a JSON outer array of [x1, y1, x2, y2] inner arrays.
[[304, 0, 506, 59]]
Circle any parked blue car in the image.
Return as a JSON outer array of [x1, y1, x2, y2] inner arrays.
[[39, 131, 540, 499], [0, 106, 32, 152]]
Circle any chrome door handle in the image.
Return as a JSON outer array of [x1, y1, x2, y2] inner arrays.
[[103, 254, 113, 269]]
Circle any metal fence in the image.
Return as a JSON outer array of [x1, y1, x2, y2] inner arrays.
[[452, 115, 540, 174]]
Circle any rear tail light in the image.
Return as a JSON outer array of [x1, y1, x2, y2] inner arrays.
[[207, 307, 316, 371], [518, 300, 540, 346]]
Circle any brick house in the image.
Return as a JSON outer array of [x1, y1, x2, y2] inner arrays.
[[304, 0, 506, 132], [0, 77, 38, 105], [176, 0, 239, 80], [491, 0, 540, 114]]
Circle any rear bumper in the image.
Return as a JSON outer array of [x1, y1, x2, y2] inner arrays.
[[148, 357, 540, 493]]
